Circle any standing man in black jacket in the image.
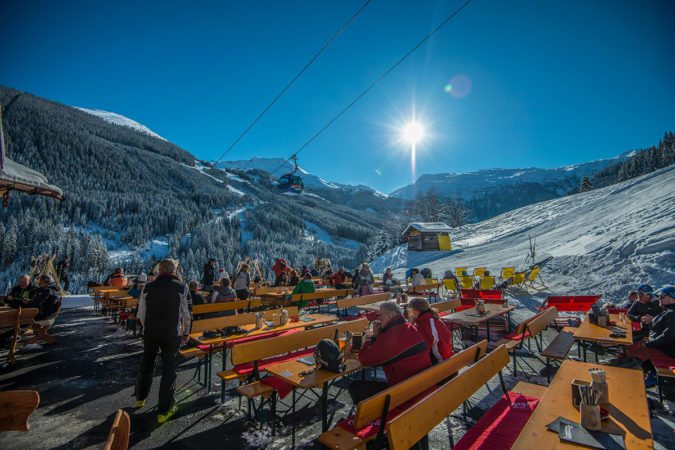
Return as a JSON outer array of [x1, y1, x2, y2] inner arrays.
[[134, 259, 191, 424], [202, 258, 217, 292]]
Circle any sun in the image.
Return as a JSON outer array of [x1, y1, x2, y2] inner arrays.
[[402, 120, 426, 145]]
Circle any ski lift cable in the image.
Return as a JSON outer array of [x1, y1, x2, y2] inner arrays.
[[212, 0, 375, 167], [269, 0, 475, 177]]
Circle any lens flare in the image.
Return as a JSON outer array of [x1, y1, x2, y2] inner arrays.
[[444, 74, 472, 98], [375, 169, 382, 176]]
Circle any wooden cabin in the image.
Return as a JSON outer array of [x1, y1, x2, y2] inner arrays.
[[402, 222, 452, 252]]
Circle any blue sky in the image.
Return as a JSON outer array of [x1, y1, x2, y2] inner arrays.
[[3, 0, 674, 193]]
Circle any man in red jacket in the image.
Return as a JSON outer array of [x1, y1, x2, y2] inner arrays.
[[349, 301, 431, 404]]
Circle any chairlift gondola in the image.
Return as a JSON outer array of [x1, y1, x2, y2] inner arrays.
[[277, 155, 304, 196]]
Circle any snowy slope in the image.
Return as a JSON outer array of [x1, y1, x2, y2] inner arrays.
[[372, 165, 675, 300], [390, 157, 625, 200], [76, 107, 166, 141]]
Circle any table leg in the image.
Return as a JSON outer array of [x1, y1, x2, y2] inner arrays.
[[582, 341, 587, 362], [321, 382, 329, 432], [292, 388, 296, 448], [486, 320, 491, 342]]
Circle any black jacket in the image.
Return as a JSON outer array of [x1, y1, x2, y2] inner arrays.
[[626, 299, 662, 323], [645, 304, 675, 357], [26, 286, 60, 321], [8, 283, 35, 301], [202, 264, 216, 286], [138, 274, 191, 339]]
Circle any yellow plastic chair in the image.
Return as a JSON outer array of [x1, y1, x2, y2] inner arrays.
[[500, 267, 515, 281], [479, 276, 495, 290], [460, 276, 474, 290], [512, 272, 526, 287], [443, 278, 459, 294], [455, 267, 468, 278], [524, 267, 548, 291], [472, 267, 486, 277]]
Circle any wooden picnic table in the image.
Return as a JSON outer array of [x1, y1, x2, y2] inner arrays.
[[574, 313, 633, 362], [188, 313, 340, 389], [441, 303, 515, 342], [188, 313, 339, 347], [266, 357, 361, 443], [512, 359, 653, 449]]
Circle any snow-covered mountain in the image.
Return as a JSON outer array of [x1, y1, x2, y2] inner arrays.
[[372, 164, 675, 299], [75, 107, 166, 141], [390, 157, 627, 200]]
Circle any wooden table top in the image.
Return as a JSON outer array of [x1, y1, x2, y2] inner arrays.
[[441, 304, 515, 324], [188, 313, 338, 346], [512, 360, 653, 449], [574, 314, 633, 346], [265, 357, 361, 389]]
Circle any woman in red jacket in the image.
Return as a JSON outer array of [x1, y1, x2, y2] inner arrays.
[[409, 298, 454, 364]]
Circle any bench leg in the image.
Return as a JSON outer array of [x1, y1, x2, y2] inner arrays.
[[271, 392, 277, 437], [512, 352, 517, 376], [292, 388, 296, 449], [546, 358, 550, 383]]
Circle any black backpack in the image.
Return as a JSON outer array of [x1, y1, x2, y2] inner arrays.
[[421, 267, 432, 279], [314, 339, 346, 373]]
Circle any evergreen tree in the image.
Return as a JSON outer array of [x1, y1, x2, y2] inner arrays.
[[579, 176, 593, 192]]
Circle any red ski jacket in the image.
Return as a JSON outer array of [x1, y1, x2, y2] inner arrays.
[[413, 310, 454, 362], [358, 315, 431, 386]]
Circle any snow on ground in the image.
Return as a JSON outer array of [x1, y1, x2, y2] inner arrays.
[[61, 295, 93, 309], [372, 165, 675, 301], [75, 107, 166, 141]]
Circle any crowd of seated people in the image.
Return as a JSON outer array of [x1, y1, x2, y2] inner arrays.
[[4, 274, 62, 344]]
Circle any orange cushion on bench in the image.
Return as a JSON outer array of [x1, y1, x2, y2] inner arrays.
[[454, 392, 540, 450]]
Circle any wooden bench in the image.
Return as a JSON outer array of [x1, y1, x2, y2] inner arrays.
[[0, 390, 40, 432], [223, 319, 369, 405], [192, 299, 262, 317], [336, 293, 390, 317], [318, 341, 489, 450], [493, 307, 558, 376], [386, 345, 543, 450], [291, 289, 352, 310], [104, 409, 130, 450], [0, 308, 39, 365], [540, 328, 576, 382]]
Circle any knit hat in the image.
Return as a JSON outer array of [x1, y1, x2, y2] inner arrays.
[[637, 284, 653, 294], [655, 285, 674, 298], [137, 273, 147, 283]]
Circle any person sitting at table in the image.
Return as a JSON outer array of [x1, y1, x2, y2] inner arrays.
[[292, 273, 316, 308], [106, 268, 128, 287], [331, 267, 349, 290], [211, 278, 237, 305], [127, 274, 147, 299], [410, 268, 426, 287], [6, 274, 35, 305], [274, 271, 289, 286], [188, 280, 205, 313], [626, 284, 662, 342], [288, 270, 300, 287], [408, 298, 454, 364], [350, 301, 431, 403], [23, 275, 61, 345]]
